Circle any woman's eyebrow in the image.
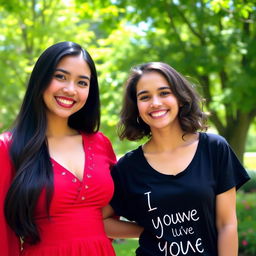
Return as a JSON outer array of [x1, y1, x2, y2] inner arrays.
[[137, 86, 171, 97], [137, 90, 148, 97], [55, 68, 90, 80]]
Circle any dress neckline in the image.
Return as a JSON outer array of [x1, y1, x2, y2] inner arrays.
[[50, 133, 86, 182]]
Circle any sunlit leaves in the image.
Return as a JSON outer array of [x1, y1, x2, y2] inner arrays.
[[84, 0, 256, 158], [0, 0, 255, 157]]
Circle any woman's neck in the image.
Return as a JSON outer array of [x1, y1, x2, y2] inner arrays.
[[144, 126, 196, 153], [46, 117, 78, 138]]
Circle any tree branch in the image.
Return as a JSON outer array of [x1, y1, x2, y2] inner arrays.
[[210, 110, 226, 134], [199, 74, 225, 133], [165, 1, 185, 48], [175, 4, 205, 45]]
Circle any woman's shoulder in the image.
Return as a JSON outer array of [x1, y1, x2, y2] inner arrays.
[[200, 132, 228, 146], [81, 131, 111, 143], [0, 132, 13, 171], [117, 146, 141, 166], [0, 131, 12, 149], [81, 131, 115, 156]]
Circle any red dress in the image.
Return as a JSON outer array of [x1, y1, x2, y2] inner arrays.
[[0, 133, 21, 256], [0, 132, 116, 256]]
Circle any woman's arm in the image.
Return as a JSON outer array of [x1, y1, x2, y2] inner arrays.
[[103, 205, 144, 239], [216, 187, 238, 256]]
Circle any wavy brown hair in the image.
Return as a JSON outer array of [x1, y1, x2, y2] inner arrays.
[[118, 62, 208, 141]]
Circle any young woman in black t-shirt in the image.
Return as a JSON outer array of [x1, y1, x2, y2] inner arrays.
[[104, 62, 250, 256]]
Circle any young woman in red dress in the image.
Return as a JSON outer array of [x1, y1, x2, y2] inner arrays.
[[1, 41, 118, 255]]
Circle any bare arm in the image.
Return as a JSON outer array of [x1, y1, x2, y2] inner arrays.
[[102, 205, 144, 239], [216, 187, 238, 256]]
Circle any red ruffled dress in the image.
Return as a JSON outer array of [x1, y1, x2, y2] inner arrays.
[[1, 132, 116, 256]]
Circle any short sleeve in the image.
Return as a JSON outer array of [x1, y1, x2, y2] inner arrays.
[[0, 133, 21, 255], [101, 133, 116, 167], [110, 164, 134, 221], [214, 135, 250, 194]]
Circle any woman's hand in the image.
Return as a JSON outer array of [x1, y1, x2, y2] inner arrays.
[[103, 205, 144, 239]]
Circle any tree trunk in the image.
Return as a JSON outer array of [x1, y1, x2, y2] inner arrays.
[[219, 113, 253, 164]]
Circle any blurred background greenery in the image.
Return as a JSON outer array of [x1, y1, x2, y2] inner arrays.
[[0, 0, 255, 254], [0, 0, 255, 161]]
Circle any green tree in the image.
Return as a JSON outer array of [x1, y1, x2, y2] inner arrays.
[[78, 0, 256, 161], [1, 0, 255, 161]]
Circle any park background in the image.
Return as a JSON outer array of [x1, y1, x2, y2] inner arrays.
[[0, 0, 255, 255]]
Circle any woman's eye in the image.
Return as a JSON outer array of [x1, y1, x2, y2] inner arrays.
[[160, 91, 171, 96], [139, 95, 149, 101], [78, 81, 88, 87], [54, 74, 65, 80]]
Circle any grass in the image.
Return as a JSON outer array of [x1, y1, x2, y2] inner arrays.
[[113, 239, 138, 256]]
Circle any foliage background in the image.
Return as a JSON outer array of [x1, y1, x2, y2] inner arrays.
[[0, 0, 255, 159]]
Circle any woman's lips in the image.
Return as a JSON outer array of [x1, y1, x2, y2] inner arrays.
[[55, 96, 75, 108]]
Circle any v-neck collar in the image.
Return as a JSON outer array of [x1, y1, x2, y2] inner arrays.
[[50, 133, 86, 182]]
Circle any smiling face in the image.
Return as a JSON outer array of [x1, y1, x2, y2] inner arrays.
[[43, 54, 91, 123], [136, 71, 180, 133]]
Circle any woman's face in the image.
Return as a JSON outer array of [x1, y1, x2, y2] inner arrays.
[[136, 71, 180, 132], [43, 54, 91, 122]]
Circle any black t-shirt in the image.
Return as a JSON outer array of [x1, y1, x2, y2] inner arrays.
[[110, 132, 250, 256]]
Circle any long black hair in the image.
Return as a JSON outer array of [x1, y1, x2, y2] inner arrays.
[[4, 41, 100, 244], [118, 62, 208, 141]]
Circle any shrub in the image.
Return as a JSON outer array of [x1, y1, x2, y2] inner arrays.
[[240, 170, 256, 193], [237, 192, 256, 255]]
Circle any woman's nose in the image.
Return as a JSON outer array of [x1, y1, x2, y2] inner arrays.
[[150, 96, 161, 107], [62, 82, 77, 95]]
